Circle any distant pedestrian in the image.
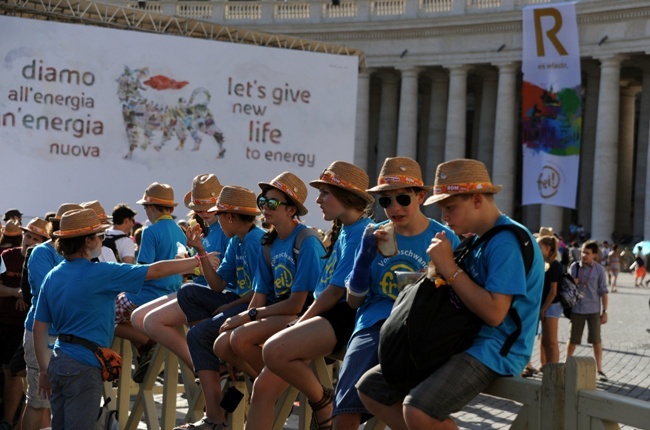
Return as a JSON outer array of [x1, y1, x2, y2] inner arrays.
[[607, 244, 620, 292], [632, 247, 646, 287]]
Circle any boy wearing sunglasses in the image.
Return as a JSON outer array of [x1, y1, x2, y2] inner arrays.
[[357, 158, 544, 430], [337, 157, 460, 430]]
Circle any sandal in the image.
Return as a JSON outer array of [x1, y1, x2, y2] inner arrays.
[[521, 366, 538, 378], [173, 417, 228, 430], [308, 385, 334, 430]]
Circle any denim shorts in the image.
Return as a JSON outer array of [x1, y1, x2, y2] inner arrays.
[[48, 351, 103, 430], [357, 352, 498, 421], [333, 324, 381, 417], [186, 303, 248, 372], [177, 283, 240, 323], [545, 302, 563, 318]]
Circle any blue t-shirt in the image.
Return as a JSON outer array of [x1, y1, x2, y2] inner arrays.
[[129, 217, 186, 305], [463, 215, 545, 376], [25, 241, 64, 332], [353, 219, 459, 335], [35, 259, 148, 368], [314, 217, 372, 300], [253, 224, 326, 301], [217, 226, 265, 297], [194, 220, 229, 287]]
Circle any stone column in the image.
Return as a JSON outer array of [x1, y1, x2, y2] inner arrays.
[[444, 65, 470, 160], [477, 70, 498, 172], [635, 66, 650, 239], [376, 71, 400, 175], [424, 70, 449, 219], [540, 205, 564, 234], [579, 62, 600, 233], [396, 67, 422, 159], [591, 56, 623, 242], [616, 86, 638, 236], [354, 69, 373, 172], [491, 62, 518, 217]]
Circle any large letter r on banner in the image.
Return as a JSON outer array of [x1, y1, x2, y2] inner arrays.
[[533, 8, 568, 56]]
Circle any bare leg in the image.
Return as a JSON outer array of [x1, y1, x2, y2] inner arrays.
[[245, 368, 290, 430], [566, 342, 577, 358], [142, 299, 192, 368], [358, 391, 407, 430], [404, 404, 459, 430], [114, 322, 150, 349], [196, 370, 228, 424], [20, 406, 49, 430], [541, 317, 560, 364], [3, 366, 24, 427], [214, 331, 258, 379], [593, 342, 603, 372], [131, 294, 176, 334], [332, 413, 362, 430]]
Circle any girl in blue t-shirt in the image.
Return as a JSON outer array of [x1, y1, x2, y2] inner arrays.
[[341, 157, 459, 429], [214, 171, 326, 382], [32, 209, 206, 430], [244, 161, 375, 430]]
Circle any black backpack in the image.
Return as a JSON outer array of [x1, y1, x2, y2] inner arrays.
[[378, 224, 535, 392], [554, 265, 579, 309], [102, 233, 127, 262]]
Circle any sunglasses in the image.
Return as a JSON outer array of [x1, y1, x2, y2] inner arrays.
[[378, 194, 412, 209], [257, 196, 290, 211]]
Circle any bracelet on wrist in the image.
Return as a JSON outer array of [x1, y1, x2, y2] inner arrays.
[[447, 268, 464, 286]]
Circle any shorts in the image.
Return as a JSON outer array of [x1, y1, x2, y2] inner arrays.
[[0, 322, 24, 365], [356, 352, 498, 421], [115, 293, 139, 324], [333, 324, 380, 417], [9, 344, 26, 376], [318, 302, 356, 354], [569, 312, 601, 344], [544, 302, 563, 318], [24, 330, 55, 409], [177, 283, 240, 323]]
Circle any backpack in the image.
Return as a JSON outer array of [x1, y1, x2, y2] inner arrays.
[[378, 224, 535, 392], [102, 233, 127, 262], [97, 397, 119, 430], [262, 226, 323, 270], [555, 266, 579, 309]]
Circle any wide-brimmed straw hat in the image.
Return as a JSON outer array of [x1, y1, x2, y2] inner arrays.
[[309, 161, 374, 205], [424, 158, 502, 206], [53, 203, 83, 220], [209, 186, 261, 216], [184, 174, 223, 211], [52, 209, 110, 238], [1, 220, 21, 237], [367, 157, 431, 193], [137, 182, 178, 207], [534, 226, 555, 238], [81, 200, 112, 222], [259, 172, 309, 216], [20, 217, 52, 239]]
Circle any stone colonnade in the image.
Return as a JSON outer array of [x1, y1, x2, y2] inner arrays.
[[355, 57, 650, 243]]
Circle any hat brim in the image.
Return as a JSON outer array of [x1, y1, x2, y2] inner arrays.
[[423, 185, 502, 206], [366, 183, 432, 194], [207, 204, 261, 216], [20, 226, 50, 239], [137, 198, 178, 207], [309, 180, 375, 205], [183, 192, 216, 212], [258, 182, 308, 216], [52, 223, 110, 238]]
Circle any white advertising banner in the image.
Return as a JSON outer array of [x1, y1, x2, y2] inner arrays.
[[521, 3, 581, 208], [0, 16, 358, 229]]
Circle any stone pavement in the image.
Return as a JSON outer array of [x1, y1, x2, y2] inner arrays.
[[144, 272, 650, 429]]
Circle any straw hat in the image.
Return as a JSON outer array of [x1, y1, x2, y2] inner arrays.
[[309, 161, 374, 205], [259, 172, 309, 216], [209, 186, 261, 216], [81, 200, 112, 222], [534, 226, 555, 238], [137, 182, 178, 207], [2, 219, 21, 237], [184, 174, 223, 211], [367, 157, 431, 193], [20, 217, 52, 240], [53, 209, 110, 238], [52, 203, 83, 220], [424, 159, 502, 206]]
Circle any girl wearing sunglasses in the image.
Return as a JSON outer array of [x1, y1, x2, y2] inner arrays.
[[337, 157, 460, 430], [244, 161, 374, 430], [214, 172, 326, 382]]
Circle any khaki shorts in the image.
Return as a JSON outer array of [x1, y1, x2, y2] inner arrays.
[[569, 312, 601, 344], [23, 330, 55, 409]]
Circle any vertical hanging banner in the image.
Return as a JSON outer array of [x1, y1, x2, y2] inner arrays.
[[521, 2, 581, 208]]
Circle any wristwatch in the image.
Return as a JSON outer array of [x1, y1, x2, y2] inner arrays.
[[248, 308, 258, 321]]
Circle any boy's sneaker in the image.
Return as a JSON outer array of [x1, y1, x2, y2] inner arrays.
[[133, 344, 155, 383], [598, 371, 608, 382]]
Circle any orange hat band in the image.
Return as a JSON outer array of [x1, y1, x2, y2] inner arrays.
[[192, 196, 218, 205], [57, 225, 103, 237], [217, 202, 258, 213], [378, 175, 424, 187], [434, 182, 494, 194], [141, 195, 175, 206], [271, 180, 298, 200], [319, 172, 365, 193]]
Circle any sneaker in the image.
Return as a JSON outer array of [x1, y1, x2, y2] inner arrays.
[[598, 371, 608, 382], [132, 344, 155, 383], [173, 417, 228, 430]]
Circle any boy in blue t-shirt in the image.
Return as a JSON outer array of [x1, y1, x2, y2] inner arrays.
[[357, 158, 544, 429]]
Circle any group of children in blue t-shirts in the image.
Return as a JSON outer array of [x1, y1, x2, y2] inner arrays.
[[23, 156, 544, 430]]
